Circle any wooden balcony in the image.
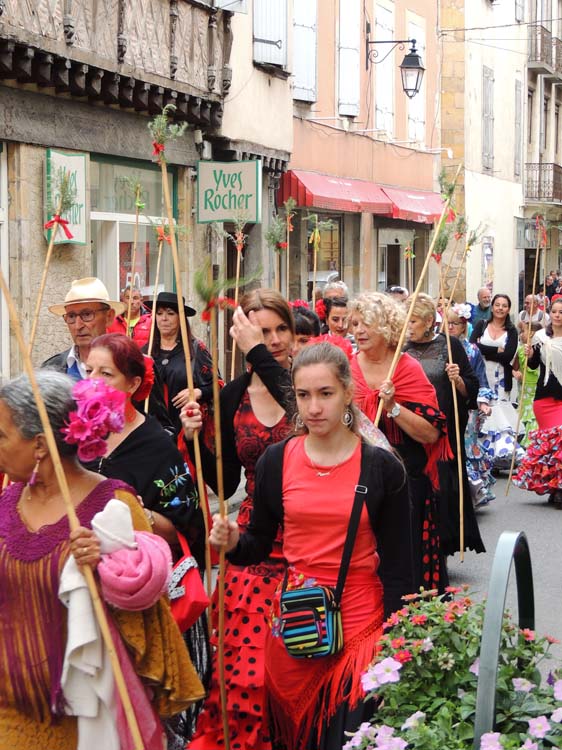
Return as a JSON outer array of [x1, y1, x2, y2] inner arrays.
[[0, 0, 231, 123], [525, 162, 562, 203], [529, 24, 553, 69]]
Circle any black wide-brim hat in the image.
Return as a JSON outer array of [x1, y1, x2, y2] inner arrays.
[[145, 291, 196, 317]]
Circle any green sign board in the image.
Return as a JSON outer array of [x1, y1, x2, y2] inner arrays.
[[196, 160, 262, 224]]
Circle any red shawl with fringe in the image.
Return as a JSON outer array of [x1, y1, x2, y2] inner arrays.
[[351, 352, 452, 489]]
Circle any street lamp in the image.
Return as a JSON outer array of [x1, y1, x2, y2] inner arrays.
[[365, 25, 425, 99]]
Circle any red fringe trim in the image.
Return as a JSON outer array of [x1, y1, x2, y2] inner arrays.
[[264, 608, 383, 750]]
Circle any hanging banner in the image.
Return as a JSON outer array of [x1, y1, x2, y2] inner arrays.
[[197, 160, 262, 224], [44, 148, 87, 245]]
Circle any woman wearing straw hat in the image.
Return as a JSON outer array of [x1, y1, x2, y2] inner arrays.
[[144, 291, 217, 437], [0, 370, 203, 749]]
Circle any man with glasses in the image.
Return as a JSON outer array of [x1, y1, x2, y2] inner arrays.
[[42, 277, 125, 378]]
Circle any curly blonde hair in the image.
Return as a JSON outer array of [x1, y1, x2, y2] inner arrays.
[[407, 293, 437, 325], [348, 292, 406, 348]]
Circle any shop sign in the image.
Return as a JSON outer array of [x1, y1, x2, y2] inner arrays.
[[197, 160, 262, 224], [44, 149, 87, 245]]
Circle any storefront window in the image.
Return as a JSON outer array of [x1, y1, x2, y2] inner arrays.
[[90, 158, 176, 300], [306, 214, 342, 296]]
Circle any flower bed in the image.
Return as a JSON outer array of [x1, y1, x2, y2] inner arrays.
[[345, 587, 562, 750]]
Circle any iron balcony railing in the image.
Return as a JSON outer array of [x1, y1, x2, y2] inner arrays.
[[525, 162, 562, 203], [529, 24, 553, 68]]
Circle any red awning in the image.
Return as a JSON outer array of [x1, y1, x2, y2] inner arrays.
[[381, 186, 447, 224], [279, 170, 392, 214]]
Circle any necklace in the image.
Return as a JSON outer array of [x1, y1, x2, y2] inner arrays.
[[306, 443, 356, 477]]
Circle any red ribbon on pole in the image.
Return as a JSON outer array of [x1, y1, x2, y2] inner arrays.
[[44, 214, 73, 240], [156, 225, 172, 244]]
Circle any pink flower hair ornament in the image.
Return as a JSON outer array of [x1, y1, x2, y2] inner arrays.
[[62, 379, 126, 462]]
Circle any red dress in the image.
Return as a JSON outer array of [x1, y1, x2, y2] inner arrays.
[[190, 392, 291, 750]]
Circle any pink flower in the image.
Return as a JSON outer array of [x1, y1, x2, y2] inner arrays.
[[372, 657, 403, 685], [411, 614, 427, 625], [546, 634, 560, 644], [445, 585, 462, 594], [528, 716, 551, 738], [512, 678, 534, 693], [554, 679, 562, 700], [443, 612, 455, 623], [521, 628, 535, 642], [479, 732, 502, 750], [520, 741, 538, 750], [62, 412, 93, 442], [469, 658, 480, 676], [401, 711, 425, 730], [394, 650, 412, 664], [551, 707, 562, 723], [77, 437, 108, 463], [391, 637, 406, 649]]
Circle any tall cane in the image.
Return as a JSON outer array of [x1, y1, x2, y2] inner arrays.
[[29, 178, 72, 354], [125, 185, 142, 334], [505, 231, 542, 494], [0, 270, 144, 749], [159, 162, 215, 617], [210, 300, 230, 749], [229, 246, 242, 382], [144, 233, 165, 412], [439, 266, 466, 560], [374, 163, 463, 428]]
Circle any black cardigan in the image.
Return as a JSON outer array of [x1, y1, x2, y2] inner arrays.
[[189, 343, 294, 498], [470, 319, 518, 393], [227, 438, 414, 618]]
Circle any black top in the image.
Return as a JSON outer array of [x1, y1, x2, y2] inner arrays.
[[227, 438, 414, 618], [470, 320, 518, 393], [189, 343, 294, 499], [83, 416, 205, 567], [529, 337, 562, 401], [147, 338, 215, 437], [404, 334, 479, 457]]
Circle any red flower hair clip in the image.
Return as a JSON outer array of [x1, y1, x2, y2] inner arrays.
[[290, 299, 309, 310], [315, 298, 327, 321], [307, 334, 353, 362], [134, 356, 156, 402]]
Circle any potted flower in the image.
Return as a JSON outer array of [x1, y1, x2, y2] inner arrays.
[[346, 587, 562, 750]]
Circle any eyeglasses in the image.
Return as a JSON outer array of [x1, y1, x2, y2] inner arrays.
[[63, 308, 108, 324], [447, 321, 463, 327]]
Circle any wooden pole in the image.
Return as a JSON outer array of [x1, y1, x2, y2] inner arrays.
[[312, 232, 318, 313], [374, 163, 463, 427], [144, 236, 164, 411], [440, 267, 465, 561], [28, 193, 64, 354], [159, 162, 215, 636], [0, 270, 144, 750], [125, 185, 142, 334], [505, 237, 542, 494], [210, 301, 230, 750], [286, 229, 290, 300], [229, 247, 242, 381]]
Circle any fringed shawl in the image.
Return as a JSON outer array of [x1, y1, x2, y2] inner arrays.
[[351, 352, 453, 489]]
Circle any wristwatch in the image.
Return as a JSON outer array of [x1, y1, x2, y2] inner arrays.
[[387, 402, 401, 419]]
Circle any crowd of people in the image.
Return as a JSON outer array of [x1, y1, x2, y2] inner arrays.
[[0, 270, 560, 750]]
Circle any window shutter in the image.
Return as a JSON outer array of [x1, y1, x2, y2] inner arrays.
[[214, 0, 247, 12], [482, 65, 494, 170], [514, 79, 522, 177], [338, 0, 361, 117], [293, 0, 317, 101], [407, 21, 426, 143], [374, 4, 395, 135], [253, 0, 287, 67]]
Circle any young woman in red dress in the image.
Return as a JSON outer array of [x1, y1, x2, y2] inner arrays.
[[182, 290, 295, 750], [210, 341, 413, 750]]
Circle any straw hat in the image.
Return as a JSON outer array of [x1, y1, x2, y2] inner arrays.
[[49, 277, 126, 316]]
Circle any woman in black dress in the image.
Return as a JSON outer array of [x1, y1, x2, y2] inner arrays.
[[145, 291, 216, 437], [83, 332, 208, 748], [404, 294, 485, 557]]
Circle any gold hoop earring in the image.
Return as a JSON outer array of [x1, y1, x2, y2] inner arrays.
[[341, 408, 353, 428]]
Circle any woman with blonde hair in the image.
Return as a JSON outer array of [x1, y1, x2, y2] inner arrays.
[[349, 292, 451, 590], [183, 288, 295, 750], [405, 293, 484, 557]]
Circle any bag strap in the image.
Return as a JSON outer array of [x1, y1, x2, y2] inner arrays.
[[175, 530, 192, 559], [333, 480, 367, 603]]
